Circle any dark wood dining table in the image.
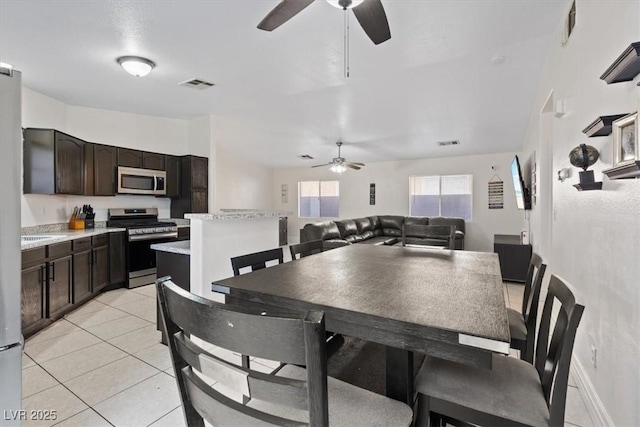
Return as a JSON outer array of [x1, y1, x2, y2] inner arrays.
[[212, 244, 510, 404]]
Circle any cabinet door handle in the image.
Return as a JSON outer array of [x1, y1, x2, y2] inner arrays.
[[50, 262, 55, 282]]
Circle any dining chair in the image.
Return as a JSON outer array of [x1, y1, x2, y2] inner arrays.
[[290, 239, 324, 260], [230, 247, 284, 276], [414, 274, 584, 427], [509, 252, 547, 363], [401, 224, 456, 249], [156, 277, 413, 427]]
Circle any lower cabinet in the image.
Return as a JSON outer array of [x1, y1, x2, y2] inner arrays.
[[92, 244, 109, 293], [47, 255, 73, 318], [109, 231, 127, 286], [21, 262, 47, 337], [21, 231, 126, 337], [73, 249, 92, 304]]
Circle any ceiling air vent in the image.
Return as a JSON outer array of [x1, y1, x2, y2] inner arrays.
[[178, 78, 215, 90], [436, 140, 460, 147], [298, 154, 314, 160]]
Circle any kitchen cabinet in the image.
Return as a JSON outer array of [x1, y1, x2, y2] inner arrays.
[[23, 129, 85, 195], [117, 148, 142, 168], [85, 144, 117, 196], [109, 231, 126, 286], [171, 155, 209, 218], [21, 250, 47, 337], [165, 155, 181, 198], [92, 235, 110, 293], [143, 152, 165, 170], [72, 237, 93, 304], [46, 241, 74, 318]]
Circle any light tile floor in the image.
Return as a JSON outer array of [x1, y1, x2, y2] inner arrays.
[[22, 277, 595, 426]]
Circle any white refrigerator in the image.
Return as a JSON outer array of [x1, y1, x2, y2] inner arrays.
[[0, 66, 23, 426]]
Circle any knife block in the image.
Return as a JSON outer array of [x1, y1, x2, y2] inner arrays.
[[68, 214, 85, 230]]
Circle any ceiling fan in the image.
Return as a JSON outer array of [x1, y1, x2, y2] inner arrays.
[[257, 0, 391, 45], [312, 142, 365, 173]]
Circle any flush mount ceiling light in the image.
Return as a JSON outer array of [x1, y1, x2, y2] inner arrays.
[[117, 56, 155, 77]]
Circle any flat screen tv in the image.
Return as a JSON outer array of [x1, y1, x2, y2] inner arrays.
[[510, 155, 531, 210]]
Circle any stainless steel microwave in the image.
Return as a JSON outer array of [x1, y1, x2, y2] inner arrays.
[[117, 166, 166, 196]]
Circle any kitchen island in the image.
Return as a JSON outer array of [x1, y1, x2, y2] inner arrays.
[[185, 210, 290, 301]]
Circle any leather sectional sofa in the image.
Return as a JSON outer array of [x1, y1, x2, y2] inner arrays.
[[300, 215, 465, 250]]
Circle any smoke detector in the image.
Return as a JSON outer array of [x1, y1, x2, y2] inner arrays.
[[178, 78, 215, 90]]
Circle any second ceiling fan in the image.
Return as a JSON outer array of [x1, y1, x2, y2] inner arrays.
[[312, 142, 365, 174], [257, 0, 391, 45]]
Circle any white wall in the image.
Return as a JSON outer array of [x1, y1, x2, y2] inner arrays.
[[20, 87, 205, 226], [215, 146, 274, 211], [273, 152, 524, 250], [521, 1, 639, 424]]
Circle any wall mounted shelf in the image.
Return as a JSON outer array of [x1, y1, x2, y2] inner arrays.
[[573, 182, 603, 191], [602, 161, 640, 179], [600, 42, 640, 84], [582, 114, 627, 137]]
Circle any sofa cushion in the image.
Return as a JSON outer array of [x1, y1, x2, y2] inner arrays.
[[404, 216, 429, 227], [302, 221, 341, 242], [360, 231, 375, 240], [429, 217, 465, 235], [336, 219, 359, 238], [368, 216, 381, 230], [345, 234, 366, 243], [324, 239, 351, 250], [357, 236, 398, 245], [378, 215, 404, 237], [354, 217, 372, 234]]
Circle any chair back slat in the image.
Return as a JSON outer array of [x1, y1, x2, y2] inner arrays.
[[231, 248, 284, 276], [402, 224, 456, 249], [533, 275, 585, 425], [183, 367, 307, 427], [522, 253, 546, 323], [173, 331, 310, 410], [290, 240, 324, 260], [162, 279, 307, 365], [157, 277, 328, 427]]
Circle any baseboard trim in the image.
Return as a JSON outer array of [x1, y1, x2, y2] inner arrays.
[[572, 356, 614, 426]]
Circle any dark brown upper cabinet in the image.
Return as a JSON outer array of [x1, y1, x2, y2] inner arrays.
[[117, 148, 142, 168], [85, 143, 117, 196], [165, 155, 181, 198], [171, 155, 209, 217], [24, 129, 85, 195], [143, 152, 165, 170]]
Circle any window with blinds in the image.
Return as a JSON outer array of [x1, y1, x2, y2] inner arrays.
[[298, 181, 339, 218], [409, 175, 473, 220]]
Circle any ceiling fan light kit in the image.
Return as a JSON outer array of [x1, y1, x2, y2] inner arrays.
[[312, 142, 366, 174]]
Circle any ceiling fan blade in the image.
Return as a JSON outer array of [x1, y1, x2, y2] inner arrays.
[[257, 0, 315, 31], [346, 164, 361, 170], [349, 162, 365, 166], [311, 163, 331, 168], [352, 0, 391, 45]]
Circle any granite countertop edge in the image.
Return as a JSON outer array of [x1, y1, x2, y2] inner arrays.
[[21, 228, 127, 250], [185, 210, 291, 221], [151, 240, 191, 255]]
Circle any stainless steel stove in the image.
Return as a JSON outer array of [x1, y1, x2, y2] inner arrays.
[[107, 208, 178, 288]]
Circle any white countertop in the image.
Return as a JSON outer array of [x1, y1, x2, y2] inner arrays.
[[185, 210, 291, 221], [151, 240, 190, 255], [20, 228, 126, 250]]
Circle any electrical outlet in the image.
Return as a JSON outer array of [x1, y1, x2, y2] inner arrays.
[[591, 344, 597, 368]]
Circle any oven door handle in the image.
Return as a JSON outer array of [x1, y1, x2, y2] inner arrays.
[[128, 232, 178, 242]]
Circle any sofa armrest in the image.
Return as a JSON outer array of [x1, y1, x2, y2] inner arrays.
[[323, 239, 351, 250]]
